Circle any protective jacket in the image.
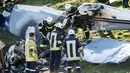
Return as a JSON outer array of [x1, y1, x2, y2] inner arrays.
[[49, 28, 65, 51], [63, 35, 83, 61], [39, 20, 56, 36], [25, 37, 38, 61]]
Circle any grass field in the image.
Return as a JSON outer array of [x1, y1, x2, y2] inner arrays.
[[1, 0, 130, 73]]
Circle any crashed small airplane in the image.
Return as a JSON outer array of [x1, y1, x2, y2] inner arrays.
[[2, 2, 130, 71], [2, 3, 130, 39]]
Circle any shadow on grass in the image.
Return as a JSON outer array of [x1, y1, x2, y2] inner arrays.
[[113, 1, 122, 7], [98, 30, 116, 39], [19, 0, 65, 6]]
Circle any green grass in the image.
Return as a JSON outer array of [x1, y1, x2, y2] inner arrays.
[[1, 0, 130, 73], [94, 30, 130, 42], [81, 60, 130, 73], [0, 28, 20, 43]]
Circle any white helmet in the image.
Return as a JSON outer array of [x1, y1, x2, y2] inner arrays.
[[26, 26, 35, 40], [27, 26, 35, 34], [87, 11, 94, 16], [68, 29, 75, 35], [46, 16, 53, 24], [65, 4, 72, 10], [56, 22, 64, 29]]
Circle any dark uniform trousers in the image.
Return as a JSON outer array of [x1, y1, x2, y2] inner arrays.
[[0, 14, 5, 29], [25, 62, 37, 73], [50, 50, 61, 71], [67, 60, 81, 73], [123, 0, 129, 8], [84, 30, 90, 39]]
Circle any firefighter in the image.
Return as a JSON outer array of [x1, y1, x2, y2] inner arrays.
[[0, 0, 18, 29], [64, 4, 90, 39], [0, 0, 14, 8], [38, 16, 56, 37], [3, 0, 18, 7], [63, 29, 83, 73], [25, 26, 38, 73], [38, 32, 50, 58], [0, 0, 17, 29], [2, 0, 18, 12], [49, 22, 65, 73], [64, 4, 79, 19], [84, 28, 90, 39], [64, 4, 80, 29]]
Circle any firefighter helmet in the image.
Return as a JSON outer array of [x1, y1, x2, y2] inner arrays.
[[46, 16, 53, 24], [56, 22, 64, 29], [65, 4, 72, 10], [68, 29, 75, 35]]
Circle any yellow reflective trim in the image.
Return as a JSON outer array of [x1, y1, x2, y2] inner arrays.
[[46, 26, 53, 29], [39, 27, 42, 29], [40, 44, 44, 48], [67, 40, 76, 58], [85, 30, 89, 32], [45, 27, 47, 31], [11, 0, 14, 1], [54, 24, 56, 26], [66, 57, 80, 61], [58, 41, 62, 44], [50, 47, 61, 51], [129, 0, 130, 7]]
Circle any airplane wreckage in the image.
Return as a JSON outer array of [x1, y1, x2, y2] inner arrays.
[[1, 2, 130, 72]]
